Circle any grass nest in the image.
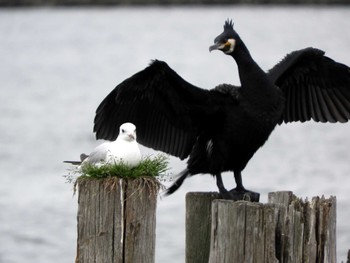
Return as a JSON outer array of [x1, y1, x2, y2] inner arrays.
[[65, 154, 169, 196], [79, 154, 168, 179]]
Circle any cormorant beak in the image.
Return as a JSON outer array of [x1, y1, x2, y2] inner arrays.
[[209, 43, 222, 52], [209, 39, 236, 54], [209, 42, 222, 52]]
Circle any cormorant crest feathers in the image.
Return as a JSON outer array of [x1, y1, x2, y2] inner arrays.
[[224, 19, 234, 31]]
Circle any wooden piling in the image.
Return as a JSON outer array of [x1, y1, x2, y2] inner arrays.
[[185, 192, 221, 263], [268, 191, 337, 263], [208, 200, 278, 263], [186, 191, 336, 263], [75, 177, 160, 263]]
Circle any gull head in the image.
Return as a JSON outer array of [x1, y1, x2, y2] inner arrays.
[[118, 122, 137, 142]]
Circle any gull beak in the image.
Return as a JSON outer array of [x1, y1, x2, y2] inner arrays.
[[128, 133, 135, 140]]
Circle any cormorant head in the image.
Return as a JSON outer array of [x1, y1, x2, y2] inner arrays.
[[209, 19, 239, 55]]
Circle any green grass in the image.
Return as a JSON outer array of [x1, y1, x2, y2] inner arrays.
[[75, 154, 169, 180]]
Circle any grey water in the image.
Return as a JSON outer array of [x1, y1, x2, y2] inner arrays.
[[0, 6, 349, 263]]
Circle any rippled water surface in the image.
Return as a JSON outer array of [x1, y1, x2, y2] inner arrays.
[[0, 6, 350, 262]]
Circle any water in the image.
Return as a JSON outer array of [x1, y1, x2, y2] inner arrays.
[[0, 6, 350, 263]]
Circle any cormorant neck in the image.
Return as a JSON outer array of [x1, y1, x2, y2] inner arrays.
[[230, 41, 282, 109], [231, 42, 264, 83]]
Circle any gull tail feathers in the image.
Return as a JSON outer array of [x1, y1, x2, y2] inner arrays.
[[63, 153, 89, 165]]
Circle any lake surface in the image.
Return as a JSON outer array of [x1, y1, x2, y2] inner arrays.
[[0, 6, 349, 262]]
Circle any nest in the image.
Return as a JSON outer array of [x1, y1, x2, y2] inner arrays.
[[66, 154, 168, 197]]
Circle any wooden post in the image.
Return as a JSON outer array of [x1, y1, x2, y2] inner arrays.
[[268, 191, 337, 263], [76, 177, 160, 263], [185, 192, 221, 263], [186, 191, 336, 263], [208, 200, 278, 263]]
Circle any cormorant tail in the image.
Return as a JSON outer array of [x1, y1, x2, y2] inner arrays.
[[165, 169, 190, 195]]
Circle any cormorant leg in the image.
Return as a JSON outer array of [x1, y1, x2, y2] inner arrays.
[[228, 170, 260, 202], [216, 173, 233, 200], [234, 170, 245, 191], [216, 173, 227, 193]]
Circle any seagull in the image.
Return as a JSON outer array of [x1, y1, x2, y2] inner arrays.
[[65, 122, 141, 168]]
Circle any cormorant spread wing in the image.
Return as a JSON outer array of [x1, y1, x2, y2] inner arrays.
[[268, 47, 350, 123], [94, 60, 239, 160]]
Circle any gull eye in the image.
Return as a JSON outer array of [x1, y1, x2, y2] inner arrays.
[[122, 129, 125, 133]]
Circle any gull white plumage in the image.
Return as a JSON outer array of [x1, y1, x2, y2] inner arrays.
[[65, 123, 141, 167]]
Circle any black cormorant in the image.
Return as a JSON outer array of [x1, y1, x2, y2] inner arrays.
[[93, 20, 350, 201]]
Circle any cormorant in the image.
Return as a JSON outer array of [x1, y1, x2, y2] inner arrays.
[[93, 20, 350, 201]]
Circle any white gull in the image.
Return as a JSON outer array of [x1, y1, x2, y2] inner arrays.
[[65, 122, 141, 168]]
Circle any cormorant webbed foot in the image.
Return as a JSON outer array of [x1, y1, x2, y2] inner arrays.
[[218, 189, 235, 200], [216, 173, 259, 201], [228, 188, 260, 202]]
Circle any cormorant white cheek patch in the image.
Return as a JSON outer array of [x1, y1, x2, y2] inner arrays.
[[224, 39, 236, 54]]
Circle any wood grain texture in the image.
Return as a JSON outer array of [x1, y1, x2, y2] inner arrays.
[[185, 192, 221, 263], [185, 191, 336, 263], [76, 177, 159, 263]]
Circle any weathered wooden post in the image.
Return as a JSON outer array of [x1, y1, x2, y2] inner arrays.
[[208, 200, 278, 263], [186, 192, 221, 263], [268, 191, 336, 263], [76, 177, 160, 263], [186, 191, 336, 263]]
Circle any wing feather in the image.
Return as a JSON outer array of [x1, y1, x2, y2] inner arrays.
[[322, 88, 343, 122], [300, 78, 308, 122], [333, 89, 350, 120], [310, 84, 322, 122], [94, 60, 218, 159], [269, 47, 350, 124]]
